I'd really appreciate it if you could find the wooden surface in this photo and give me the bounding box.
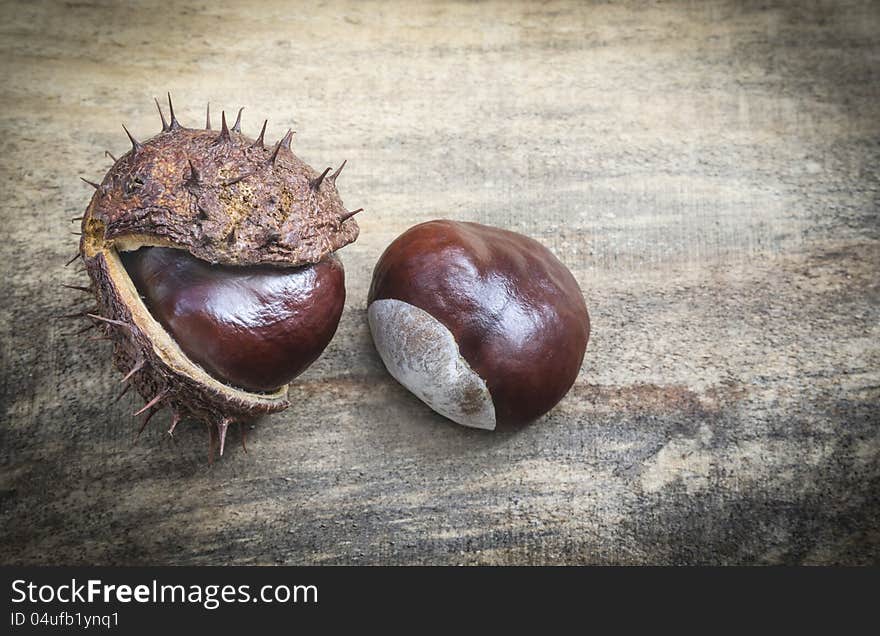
[1,0,878,565]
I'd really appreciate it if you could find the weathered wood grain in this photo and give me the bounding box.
[0,0,877,565]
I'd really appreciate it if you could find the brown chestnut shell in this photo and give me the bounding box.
[368,220,590,429]
[121,247,345,394]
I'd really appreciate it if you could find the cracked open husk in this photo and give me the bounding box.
[70,95,362,459]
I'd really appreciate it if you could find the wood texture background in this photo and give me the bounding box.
[1,0,878,565]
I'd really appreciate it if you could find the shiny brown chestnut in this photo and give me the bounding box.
[367,220,590,430]
[121,247,345,393]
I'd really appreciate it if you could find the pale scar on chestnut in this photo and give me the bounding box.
[67,94,363,460]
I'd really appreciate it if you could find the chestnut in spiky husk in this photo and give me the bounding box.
[71,95,362,457]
